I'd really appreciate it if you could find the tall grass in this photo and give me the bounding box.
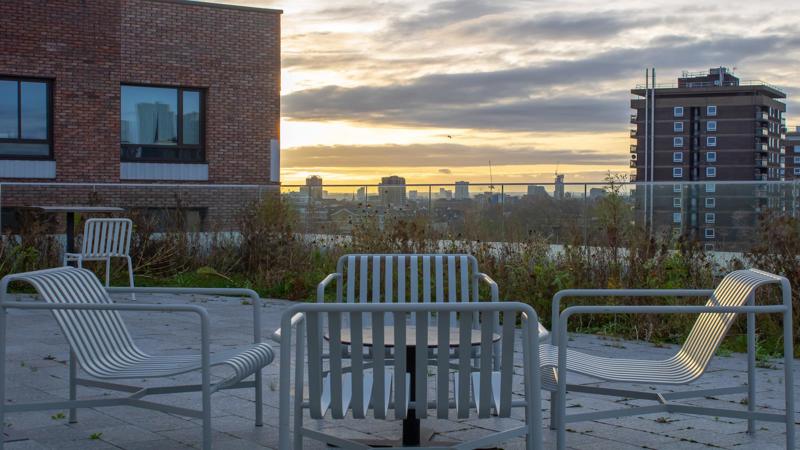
[1,187,797,356]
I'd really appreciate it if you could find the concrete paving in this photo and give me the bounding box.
[1,293,797,449]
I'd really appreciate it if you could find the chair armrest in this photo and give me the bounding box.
[555,304,787,353]
[474,272,499,301]
[1,301,212,373]
[107,286,263,344]
[271,312,305,343]
[316,273,341,303]
[551,288,714,345]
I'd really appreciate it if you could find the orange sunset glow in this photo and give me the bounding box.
[206,0,800,186]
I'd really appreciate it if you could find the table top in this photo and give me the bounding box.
[332,326,501,348]
[31,206,125,213]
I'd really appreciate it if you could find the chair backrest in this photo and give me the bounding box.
[333,254,483,326]
[285,302,538,421]
[81,218,133,257]
[1,267,141,378]
[677,269,783,377]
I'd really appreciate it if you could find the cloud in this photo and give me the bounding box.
[283,33,795,132]
[453,12,646,42]
[282,143,626,168]
[438,168,452,174]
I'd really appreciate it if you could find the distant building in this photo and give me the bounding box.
[589,188,606,199]
[438,188,453,200]
[379,175,407,207]
[408,190,418,200]
[455,181,470,200]
[631,67,789,248]
[631,67,788,182]
[356,187,366,202]
[787,126,800,178]
[304,175,323,201]
[527,185,546,197]
[554,174,565,200]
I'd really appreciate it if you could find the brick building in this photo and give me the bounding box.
[0,0,282,229]
[630,68,789,249]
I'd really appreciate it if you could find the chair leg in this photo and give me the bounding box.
[69,350,78,423]
[254,371,263,427]
[550,389,559,430]
[746,309,756,434]
[104,258,110,288]
[125,256,136,301]
[0,307,8,450]
[202,375,212,450]
[783,310,795,449]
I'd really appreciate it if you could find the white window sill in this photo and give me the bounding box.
[0,160,56,179]
[120,162,209,181]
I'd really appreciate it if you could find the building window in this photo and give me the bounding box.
[705,213,715,224]
[674,106,684,117]
[706,183,716,193]
[704,243,715,251]
[707,121,717,132]
[706,167,716,177]
[794,156,800,164]
[0,77,52,159]
[673,184,682,193]
[706,151,717,162]
[707,105,717,116]
[673,137,684,147]
[120,85,204,162]
[673,151,683,162]
[674,121,683,132]
[673,167,683,178]
[707,136,717,147]
[794,168,800,176]
[673,197,681,208]
[704,228,715,239]
[673,213,682,224]
[705,197,716,208]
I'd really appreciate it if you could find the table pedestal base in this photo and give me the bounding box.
[346,427,457,447]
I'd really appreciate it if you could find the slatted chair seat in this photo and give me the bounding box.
[78,344,274,387]
[546,268,795,450]
[538,345,701,389]
[0,267,275,450]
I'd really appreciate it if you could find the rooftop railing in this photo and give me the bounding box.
[1,180,799,258]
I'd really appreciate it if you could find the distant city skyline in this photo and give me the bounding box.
[206,0,800,185]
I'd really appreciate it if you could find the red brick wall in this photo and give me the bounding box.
[0,0,281,184]
[121,0,281,183]
[0,0,122,182]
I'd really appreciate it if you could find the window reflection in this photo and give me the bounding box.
[121,86,178,145]
[120,85,204,162]
[183,91,200,145]
[0,78,51,158]
[20,82,48,140]
[0,81,18,139]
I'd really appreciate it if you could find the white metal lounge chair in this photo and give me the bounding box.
[278,302,543,449]
[0,267,275,450]
[309,254,548,365]
[63,218,135,295]
[544,268,795,450]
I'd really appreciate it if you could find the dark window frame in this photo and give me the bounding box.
[120,83,206,164]
[0,76,54,161]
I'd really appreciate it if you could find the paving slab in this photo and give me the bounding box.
[1,293,797,449]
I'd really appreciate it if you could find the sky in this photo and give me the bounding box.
[206,0,800,186]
